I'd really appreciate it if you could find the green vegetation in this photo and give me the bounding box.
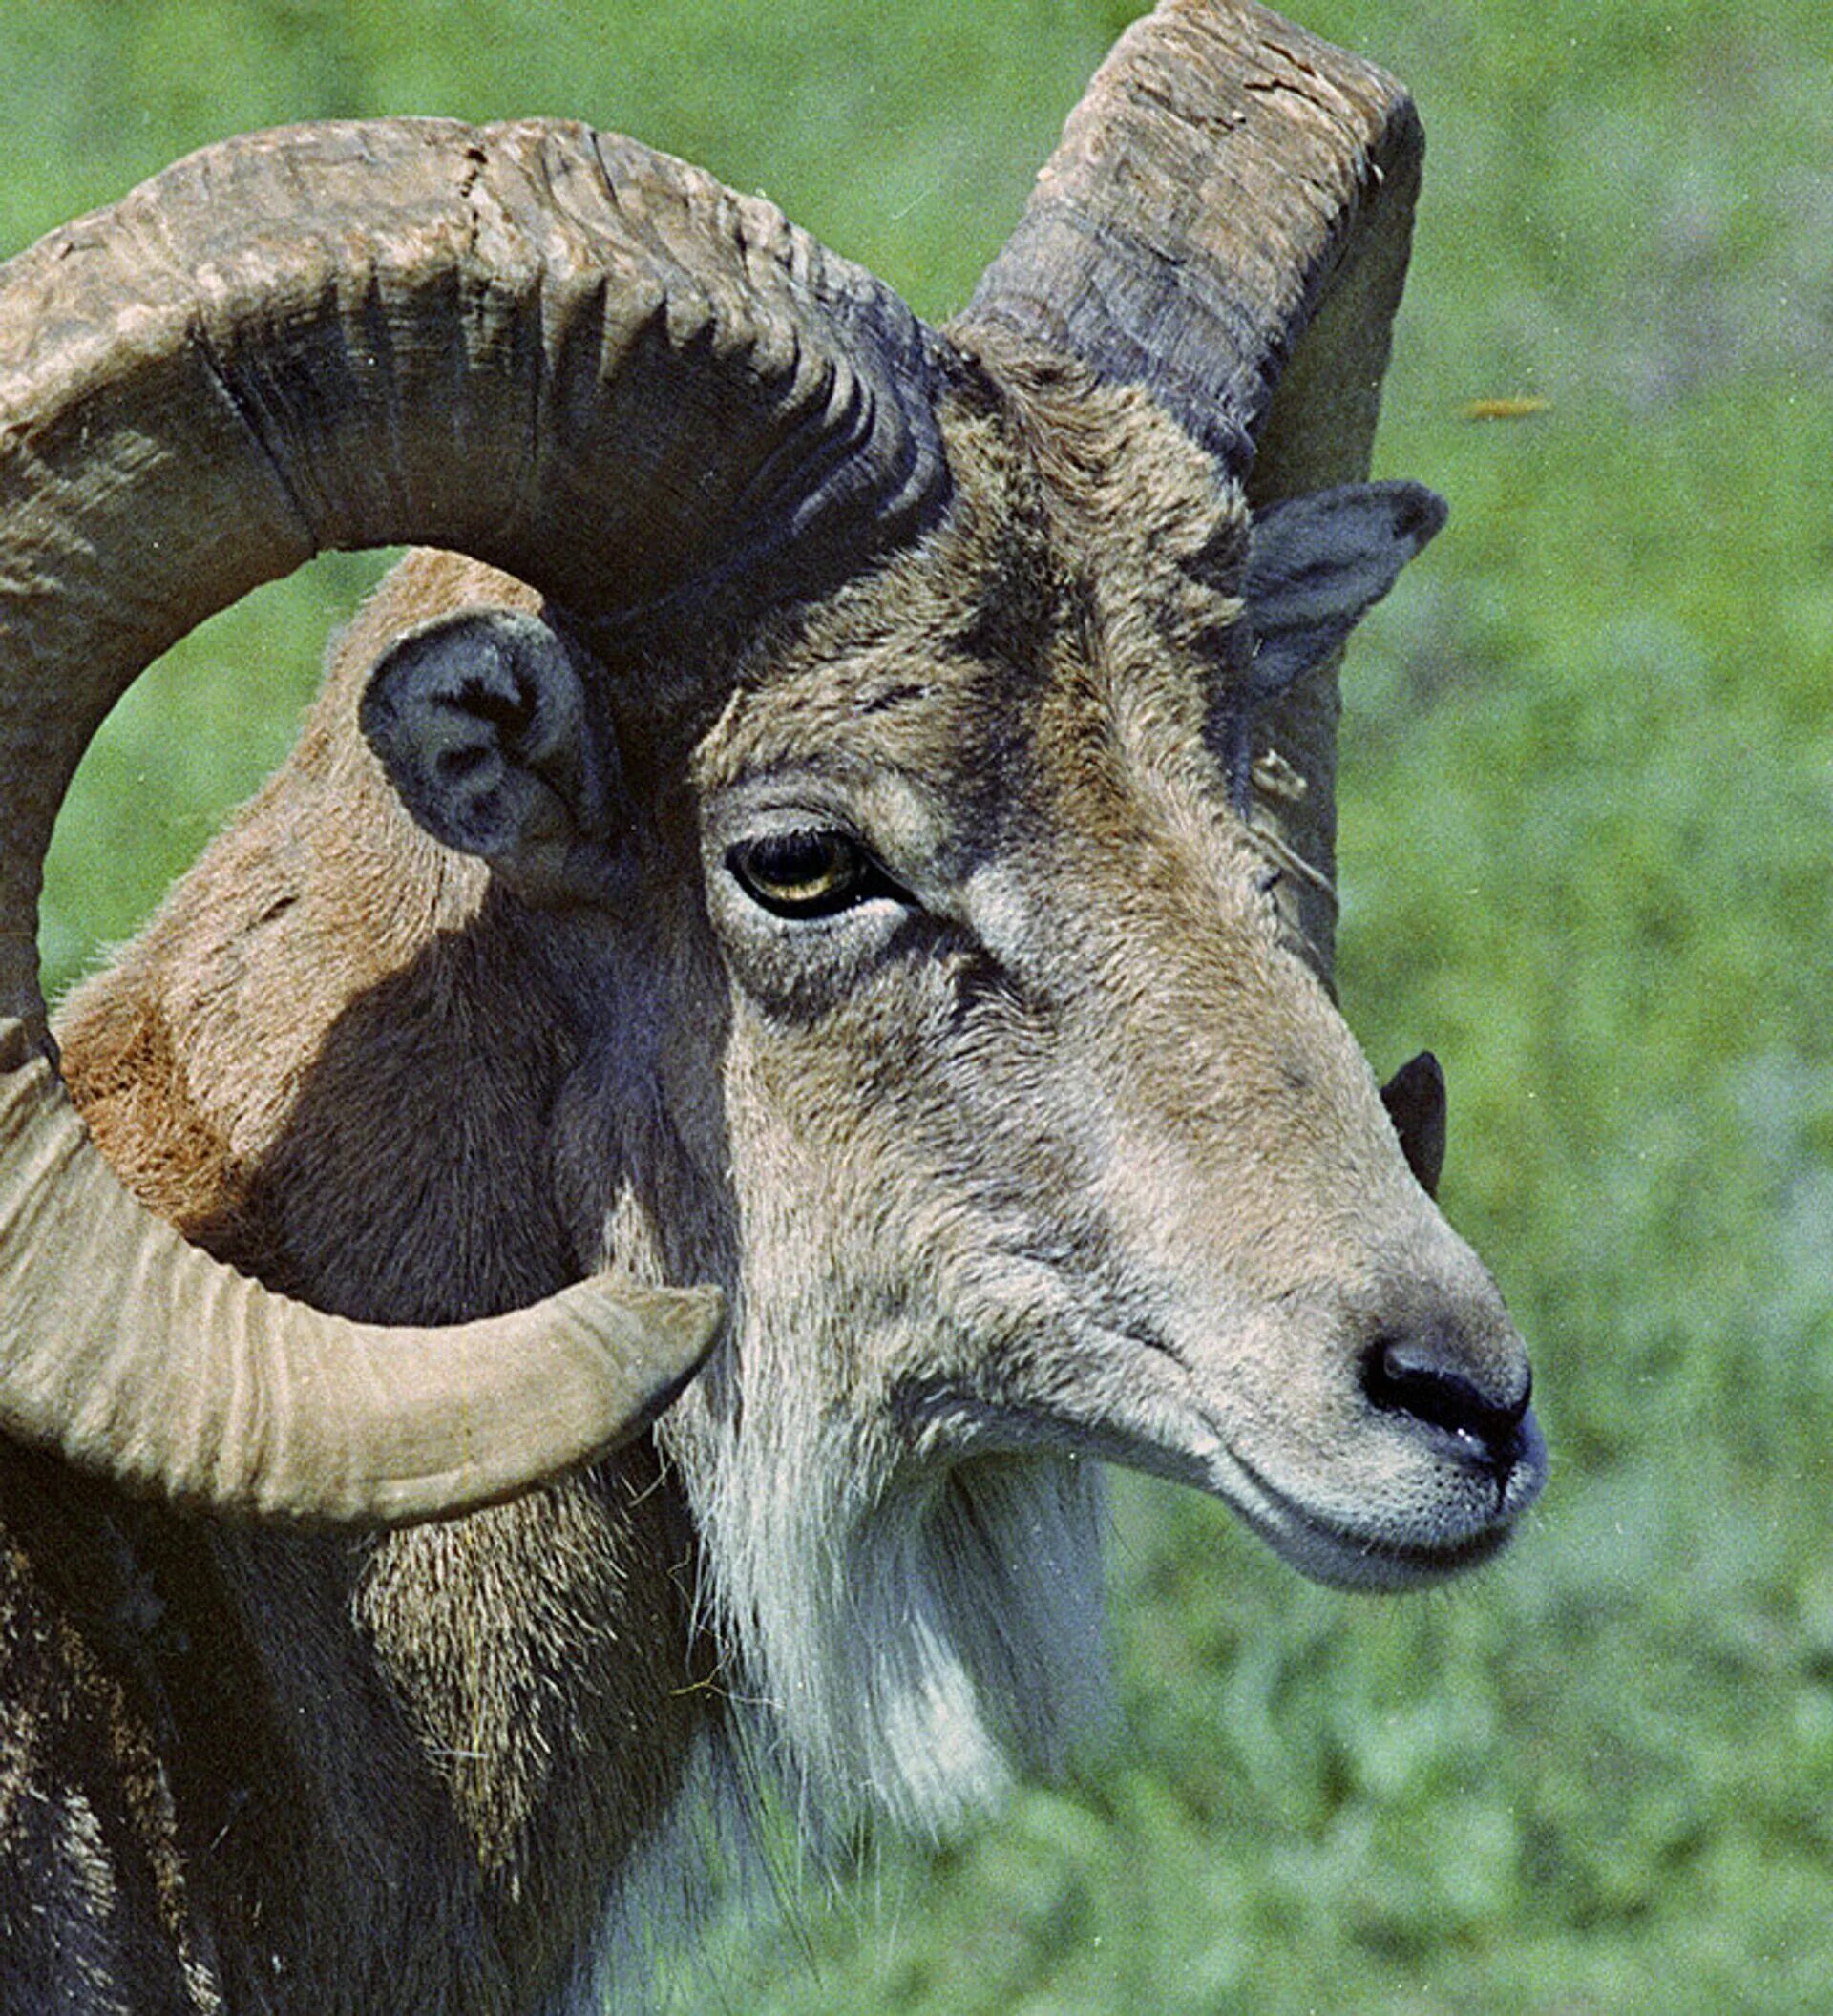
[6,2,1826,2008]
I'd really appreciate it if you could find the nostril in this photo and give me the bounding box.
[1362,1334,1530,1466]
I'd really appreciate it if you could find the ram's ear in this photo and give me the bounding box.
[360,609,627,908]
[1245,480,1446,701]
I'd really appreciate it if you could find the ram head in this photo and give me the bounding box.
[0,0,1542,1842]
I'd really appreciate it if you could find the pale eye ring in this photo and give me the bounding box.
[727,829,877,918]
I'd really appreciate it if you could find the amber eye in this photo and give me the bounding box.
[727,830,875,918]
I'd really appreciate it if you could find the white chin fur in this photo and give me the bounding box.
[683,1396,1110,1842]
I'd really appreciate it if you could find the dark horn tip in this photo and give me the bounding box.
[1380,1049,1447,1199]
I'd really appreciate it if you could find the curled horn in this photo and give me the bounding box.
[0,117,950,1524]
[957,0,1425,980]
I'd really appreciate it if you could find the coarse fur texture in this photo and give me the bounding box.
[657,366,1255,1839]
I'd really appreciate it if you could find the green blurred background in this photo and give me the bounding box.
[5,2,1828,2009]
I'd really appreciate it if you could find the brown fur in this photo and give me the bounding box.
[14,553,713,2014]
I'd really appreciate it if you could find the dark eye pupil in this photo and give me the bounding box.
[729,830,868,915]
[751,831,841,885]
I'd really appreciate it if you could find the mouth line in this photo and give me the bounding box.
[1224,1438,1519,1585]
[896,1316,1529,1587]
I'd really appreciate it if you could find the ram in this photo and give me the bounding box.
[0,3,1542,2010]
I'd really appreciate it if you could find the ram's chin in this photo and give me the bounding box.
[1244,1493,1522,1593]
[688,1406,1110,1842]
[1206,1438,1535,1594]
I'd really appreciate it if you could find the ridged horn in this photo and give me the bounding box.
[957,0,1425,978]
[0,117,951,1523]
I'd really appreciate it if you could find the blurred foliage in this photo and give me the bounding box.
[5,1,1829,2010]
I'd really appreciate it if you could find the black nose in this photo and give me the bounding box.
[1362,1332,1532,1472]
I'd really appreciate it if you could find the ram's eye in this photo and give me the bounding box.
[727,830,876,918]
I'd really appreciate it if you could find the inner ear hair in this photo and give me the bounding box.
[360,607,629,910]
